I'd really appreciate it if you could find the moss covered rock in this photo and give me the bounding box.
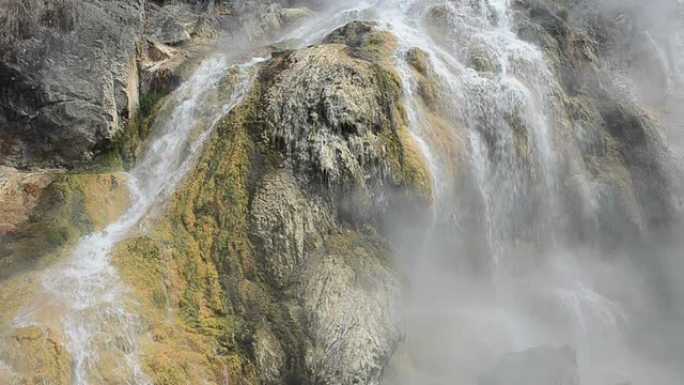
[106,20,432,385]
[0,169,129,278]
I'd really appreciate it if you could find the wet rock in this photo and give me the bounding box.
[406,48,429,75]
[245,24,428,384]
[301,233,403,385]
[322,21,397,62]
[102,20,427,385]
[467,39,502,74]
[250,169,333,288]
[479,345,579,385]
[261,28,432,222]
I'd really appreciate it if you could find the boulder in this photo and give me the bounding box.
[0,0,297,169]
[261,24,432,223]
[0,0,145,168]
[301,233,403,385]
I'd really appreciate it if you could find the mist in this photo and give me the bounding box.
[597,0,684,151]
[293,0,684,384]
[1,0,682,383]
[173,0,684,383]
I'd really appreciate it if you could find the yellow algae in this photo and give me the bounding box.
[0,326,72,385]
[113,97,262,385]
[1,171,129,276]
[63,172,130,229]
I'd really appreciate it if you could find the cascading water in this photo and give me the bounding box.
[292,0,682,384]
[1,0,682,384]
[9,55,262,384]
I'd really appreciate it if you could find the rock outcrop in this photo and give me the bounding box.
[0,0,314,169]
[0,0,145,168]
[110,21,428,385]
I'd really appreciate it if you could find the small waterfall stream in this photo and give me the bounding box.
[1,0,681,384]
[11,55,263,385]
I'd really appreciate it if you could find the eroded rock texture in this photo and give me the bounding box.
[108,22,429,385]
[0,0,310,169]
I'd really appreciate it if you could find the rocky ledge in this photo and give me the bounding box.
[0,0,315,169]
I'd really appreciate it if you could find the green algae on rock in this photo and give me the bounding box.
[0,170,129,278]
[107,21,433,385]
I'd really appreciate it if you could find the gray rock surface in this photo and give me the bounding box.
[0,0,144,168]
[301,234,403,385]
[261,30,432,224]
[250,168,333,288]
[246,22,428,385]
[0,0,309,169]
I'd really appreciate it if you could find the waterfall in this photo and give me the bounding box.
[296,0,680,384]
[1,0,682,384]
[10,55,263,385]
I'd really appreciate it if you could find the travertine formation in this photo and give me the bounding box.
[0,1,682,384]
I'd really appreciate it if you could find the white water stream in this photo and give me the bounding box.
[11,55,263,385]
[294,0,683,384]
[2,0,682,383]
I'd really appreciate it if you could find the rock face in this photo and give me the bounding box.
[261,36,432,222]
[301,234,403,385]
[0,0,144,168]
[0,0,312,169]
[109,21,427,385]
[508,0,681,247]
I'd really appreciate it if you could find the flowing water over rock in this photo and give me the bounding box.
[6,55,262,385]
[1,0,682,384]
[290,0,682,384]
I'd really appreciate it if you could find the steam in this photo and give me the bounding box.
[292,0,684,384]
